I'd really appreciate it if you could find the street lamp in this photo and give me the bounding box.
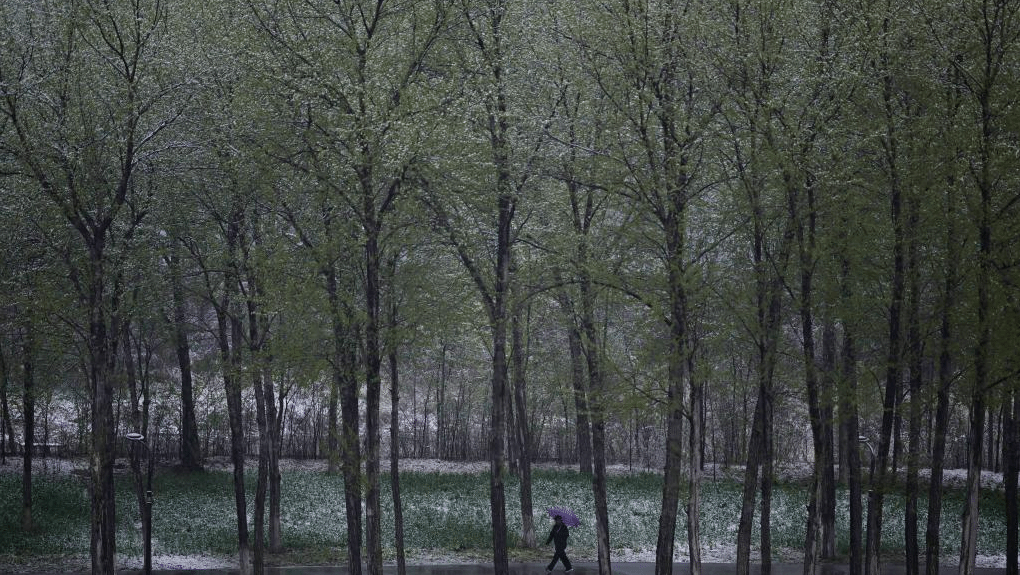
[125,432,152,575]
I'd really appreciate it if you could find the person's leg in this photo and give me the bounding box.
[562,552,572,571]
[548,550,566,571]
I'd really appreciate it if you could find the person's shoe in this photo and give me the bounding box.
[566,570,573,573]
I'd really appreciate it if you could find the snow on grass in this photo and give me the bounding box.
[0,456,1015,570]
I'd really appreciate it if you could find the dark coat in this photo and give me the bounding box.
[546,523,569,550]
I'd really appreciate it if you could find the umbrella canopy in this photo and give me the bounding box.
[545,506,581,527]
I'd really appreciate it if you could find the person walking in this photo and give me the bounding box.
[545,515,573,573]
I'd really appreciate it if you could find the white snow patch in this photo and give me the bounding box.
[119,553,236,570]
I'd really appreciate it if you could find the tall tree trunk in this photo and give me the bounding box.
[488,187,512,575]
[327,373,340,474]
[760,392,774,575]
[840,310,863,575]
[511,283,536,548]
[169,250,202,472]
[214,205,251,575]
[820,322,837,560]
[328,263,363,575]
[905,192,922,575]
[124,319,152,574]
[1,340,12,464]
[21,323,35,532]
[252,364,269,575]
[218,299,249,575]
[578,254,612,575]
[925,171,959,575]
[866,38,906,574]
[798,177,829,575]
[389,301,407,575]
[736,173,795,575]
[363,216,384,575]
[384,253,406,573]
[960,208,990,575]
[960,31,998,572]
[266,372,282,554]
[1005,389,1019,575]
[556,284,592,473]
[687,370,704,575]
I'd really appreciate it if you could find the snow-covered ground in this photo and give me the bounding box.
[1,456,1013,571]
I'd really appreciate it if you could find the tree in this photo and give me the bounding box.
[0,1,187,572]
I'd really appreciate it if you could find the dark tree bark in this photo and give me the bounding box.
[1005,390,1019,575]
[195,198,252,575]
[865,24,906,573]
[252,364,270,575]
[735,171,796,575]
[839,307,863,575]
[578,272,612,575]
[124,317,154,575]
[510,279,536,548]
[329,267,364,575]
[168,250,202,472]
[798,177,834,575]
[362,207,385,575]
[925,150,960,575]
[905,192,923,575]
[388,285,407,575]
[0,341,11,464]
[555,282,592,473]
[687,366,705,575]
[327,373,340,474]
[21,323,35,532]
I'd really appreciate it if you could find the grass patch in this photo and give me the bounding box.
[0,464,1011,564]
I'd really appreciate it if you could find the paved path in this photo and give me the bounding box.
[57,563,1004,575]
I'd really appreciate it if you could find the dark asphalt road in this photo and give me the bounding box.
[40,562,1004,575]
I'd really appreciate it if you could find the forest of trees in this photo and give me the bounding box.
[1,1,1019,575]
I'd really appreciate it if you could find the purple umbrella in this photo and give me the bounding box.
[546,506,581,527]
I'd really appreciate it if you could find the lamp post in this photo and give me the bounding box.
[125,432,152,575]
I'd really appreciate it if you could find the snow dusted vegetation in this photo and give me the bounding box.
[0,456,1013,573]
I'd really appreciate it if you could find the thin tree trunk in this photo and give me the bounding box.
[737,385,765,575]
[389,322,407,575]
[169,250,202,472]
[1005,389,1019,575]
[905,192,922,575]
[0,342,9,465]
[960,43,997,575]
[266,372,282,554]
[866,37,906,574]
[21,323,35,532]
[578,253,612,575]
[252,365,269,575]
[840,312,863,575]
[559,287,592,473]
[385,253,407,575]
[363,219,384,575]
[797,177,827,575]
[511,283,536,548]
[925,171,959,575]
[687,371,704,575]
[327,371,339,473]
